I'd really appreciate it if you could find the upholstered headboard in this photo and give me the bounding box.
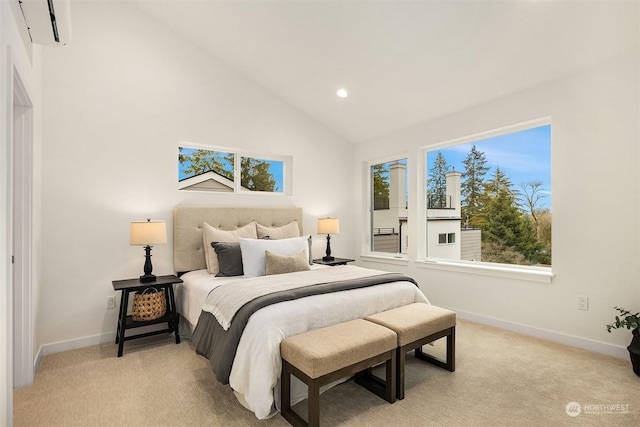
[173,206,303,273]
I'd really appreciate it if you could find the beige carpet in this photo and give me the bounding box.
[14,320,640,426]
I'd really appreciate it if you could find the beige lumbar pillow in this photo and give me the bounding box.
[202,221,257,274]
[265,249,310,276]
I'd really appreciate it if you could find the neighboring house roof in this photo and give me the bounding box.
[178,170,234,192]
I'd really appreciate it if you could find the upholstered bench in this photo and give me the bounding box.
[364,303,456,399]
[280,319,397,427]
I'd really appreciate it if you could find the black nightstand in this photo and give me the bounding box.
[313,257,355,266]
[112,274,183,357]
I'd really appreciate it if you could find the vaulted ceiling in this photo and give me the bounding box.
[131,0,638,143]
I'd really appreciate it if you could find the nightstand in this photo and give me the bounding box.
[312,257,355,266]
[112,274,183,357]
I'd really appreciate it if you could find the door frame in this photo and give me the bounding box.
[10,61,34,390]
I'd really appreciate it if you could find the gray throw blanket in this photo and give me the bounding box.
[203,266,392,331]
[191,271,417,384]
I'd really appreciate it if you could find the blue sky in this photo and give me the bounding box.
[427,125,551,209]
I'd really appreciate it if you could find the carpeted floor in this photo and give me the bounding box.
[13,319,640,426]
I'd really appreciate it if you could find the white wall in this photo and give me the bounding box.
[354,49,640,355]
[37,1,355,351]
[27,0,640,372]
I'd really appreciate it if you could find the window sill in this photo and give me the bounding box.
[416,259,554,283]
[359,254,409,266]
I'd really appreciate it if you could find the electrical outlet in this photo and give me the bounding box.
[106,295,116,309]
[578,296,589,311]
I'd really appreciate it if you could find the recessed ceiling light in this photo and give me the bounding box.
[337,89,348,98]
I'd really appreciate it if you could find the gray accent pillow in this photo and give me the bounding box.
[265,249,311,276]
[211,242,244,277]
[202,221,257,274]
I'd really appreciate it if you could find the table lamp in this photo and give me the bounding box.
[130,219,167,282]
[317,217,340,262]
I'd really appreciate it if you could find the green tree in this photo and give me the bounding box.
[519,180,548,241]
[372,163,390,210]
[240,157,277,192]
[178,147,234,181]
[481,173,544,265]
[483,167,515,198]
[461,145,489,228]
[536,209,552,265]
[481,186,520,247]
[427,152,450,208]
[481,241,527,265]
[518,215,544,263]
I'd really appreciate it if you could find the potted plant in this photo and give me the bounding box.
[606,306,640,376]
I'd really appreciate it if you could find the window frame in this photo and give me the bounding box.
[438,232,455,245]
[178,142,292,196]
[365,154,410,260]
[419,117,554,283]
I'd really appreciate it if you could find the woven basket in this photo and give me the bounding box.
[132,288,167,321]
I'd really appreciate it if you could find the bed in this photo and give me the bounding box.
[173,206,429,419]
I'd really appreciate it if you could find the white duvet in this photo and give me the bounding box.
[176,267,429,419]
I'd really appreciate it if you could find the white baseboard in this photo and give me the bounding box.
[36,325,170,369]
[40,332,115,357]
[32,310,629,378]
[453,309,629,360]
[34,333,114,376]
[34,345,43,374]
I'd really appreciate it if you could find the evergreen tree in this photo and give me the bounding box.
[481,174,543,265]
[483,166,514,198]
[481,187,520,247]
[372,164,390,209]
[427,152,450,208]
[518,215,543,262]
[536,209,552,265]
[461,145,489,228]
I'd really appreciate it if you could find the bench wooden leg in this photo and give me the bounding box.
[397,347,406,400]
[389,326,456,400]
[282,349,397,426]
[280,362,323,427]
[308,380,320,427]
[354,350,396,404]
[281,361,308,427]
[415,326,456,372]
[282,361,291,414]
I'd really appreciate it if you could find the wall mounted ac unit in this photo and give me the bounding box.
[20,0,71,45]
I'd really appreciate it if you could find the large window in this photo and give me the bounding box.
[178,145,286,194]
[425,123,551,267]
[370,158,408,254]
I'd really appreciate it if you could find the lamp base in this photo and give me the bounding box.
[322,256,335,262]
[139,274,157,283]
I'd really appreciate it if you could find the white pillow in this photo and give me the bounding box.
[239,235,310,277]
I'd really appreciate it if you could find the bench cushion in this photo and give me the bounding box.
[280,319,397,379]
[365,303,456,347]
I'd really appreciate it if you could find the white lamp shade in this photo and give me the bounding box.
[130,220,167,245]
[317,217,340,235]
